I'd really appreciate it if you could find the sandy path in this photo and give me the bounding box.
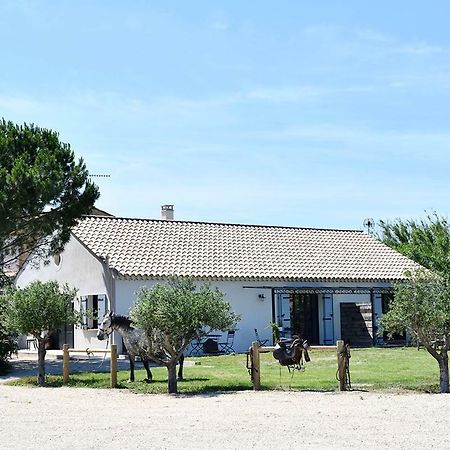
[0,386,449,449]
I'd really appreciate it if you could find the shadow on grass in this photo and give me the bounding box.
[176,386,252,397]
[177,377,209,382]
[5,373,356,393]
[8,375,252,394]
[7,376,63,388]
[14,376,429,395]
[0,361,13,376]
[279,387,337,393]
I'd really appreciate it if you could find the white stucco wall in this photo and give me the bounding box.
[113,278,391,353]
[15,236,110,350]
[114,279,273,353]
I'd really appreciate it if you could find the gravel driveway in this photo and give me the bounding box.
[1,384,449,449]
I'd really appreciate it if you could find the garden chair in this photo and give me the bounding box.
[254,328,269,347]
[189,337,204,356]
[218,330,236,354]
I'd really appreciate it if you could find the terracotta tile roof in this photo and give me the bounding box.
[72,216,419,282]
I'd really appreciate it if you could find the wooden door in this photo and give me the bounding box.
[340,302,373,347]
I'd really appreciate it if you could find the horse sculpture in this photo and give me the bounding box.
[272,337,310,372]
[97,311,184,383]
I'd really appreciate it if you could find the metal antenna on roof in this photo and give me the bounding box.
[89,173,111,185]
[363,218,375,235]
[89,174,111,179]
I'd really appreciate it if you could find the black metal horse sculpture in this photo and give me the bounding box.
[273,337,310,371]
[97,311,184,383]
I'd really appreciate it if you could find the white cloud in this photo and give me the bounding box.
[241,124,450,164]
[246,86,325,102]
[210,19,229,31]
[0,95,40,114]
[245,85,375,103]
[209,11,230,31]
[301,24,446,60]
[394,42,443,56]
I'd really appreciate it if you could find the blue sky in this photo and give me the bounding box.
[1,1,449,229]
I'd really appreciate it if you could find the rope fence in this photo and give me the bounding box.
[62,344,118,388]
[248,340,350,391]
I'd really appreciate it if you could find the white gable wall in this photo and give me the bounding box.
[15,236,110,350]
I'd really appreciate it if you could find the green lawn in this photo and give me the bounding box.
[9,347,441,394]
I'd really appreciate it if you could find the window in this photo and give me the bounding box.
[79,294,108,329]
[53,253,62,267]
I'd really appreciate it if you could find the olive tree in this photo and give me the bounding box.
[0,294,17,374]
[0,119,99,284]
[379,213,450,280]
[130,278,240,394]
[2,281,79,385]
[380,270,450,393]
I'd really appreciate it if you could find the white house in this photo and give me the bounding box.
[15,206,419,353]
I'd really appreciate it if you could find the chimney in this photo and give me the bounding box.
[161,204,174,221]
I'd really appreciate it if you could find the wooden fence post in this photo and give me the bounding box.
[63,344,70,384]
[110,344,117,388]
[336,340,346,391]
[251,341,261,391]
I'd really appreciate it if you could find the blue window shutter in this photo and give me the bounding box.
[322,293,334,344]
[80,296,88,328]
[97,294,107,322]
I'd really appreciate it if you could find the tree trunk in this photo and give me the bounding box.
[167,362,178,394]
[37,338,46,386]
[438,352,449,393]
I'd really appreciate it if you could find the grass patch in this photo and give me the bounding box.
[8,347,441,394]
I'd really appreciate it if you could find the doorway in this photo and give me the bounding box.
[290,293,319,344]
[340,302,373,347]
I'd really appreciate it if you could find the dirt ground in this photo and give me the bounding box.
[1,384,449,450]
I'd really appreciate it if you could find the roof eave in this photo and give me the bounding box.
[114,273,401,284]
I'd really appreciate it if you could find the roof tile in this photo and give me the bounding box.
[72,216,420,282]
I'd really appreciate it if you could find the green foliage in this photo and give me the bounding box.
[0,294,17,374]
[380,270,450,349]
[380,270,450,392]
[379,213,450,392]
[131,278,240,357]
[2,281,79,338]
[379,212,450,279]
[130,277,240,393]
[0,119,99,284]
[269,322,281,342]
